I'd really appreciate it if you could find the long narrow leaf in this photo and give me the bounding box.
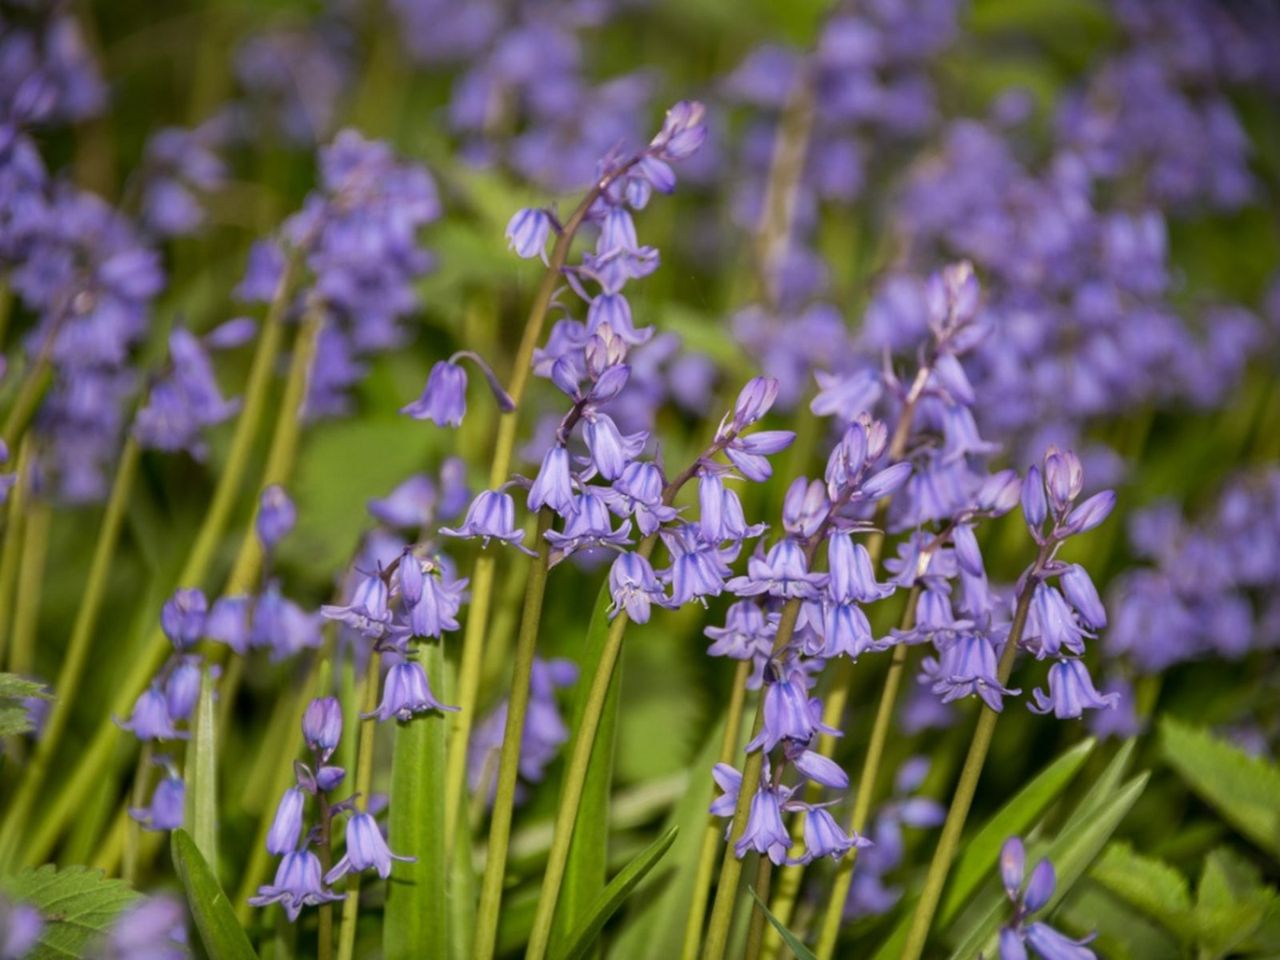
[171,829,257,960]
[384,640,449,960]
[185,667,218,869]
[552,581,622,950]
[749,888,819,960]
[553,826,679,960]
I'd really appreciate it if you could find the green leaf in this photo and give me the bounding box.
[748,888,819,960]
[1194,846,1277,958]
[611,719,729,960]
[941,738,1096,924]
[0,864,138,959]
[947,773,1150,959]
[184,666,218,869]
[1059,738,1136,837]
[552,826,679,960]
[171,829,257,960]
[552,581,622,951]
[873,738,1099,960]
[1161,717,1280,859]
[1090,841,1195,941]
[0,672,49,737]
[385,640,449,960]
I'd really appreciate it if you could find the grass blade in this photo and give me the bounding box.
[749,887,818,960]
[172,828,257,959]
[185,666,219,870]
[552,826,679,960]
[384,640,448,960]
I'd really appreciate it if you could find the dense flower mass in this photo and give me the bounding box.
[1,2,1277,959]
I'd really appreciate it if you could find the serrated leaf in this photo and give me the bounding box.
[1090,841,1195,941]
[0,673,51,700]
[552,581,621,952]
[611,718,728,960]
[947,773,1149,959]
[552,826,679,960]
[1195,846,1277,957]
[1161,717,1280,859]
[749,888,819,960]
[385,641,449,960]
[171,829,257,960]
[0,864,138,959]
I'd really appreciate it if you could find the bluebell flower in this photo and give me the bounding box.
[791,748,849,789]
[827,532,894,603]
[727,538,827,600]
[661,525,732,605]
[325,811,414,883]
[160,588,207,650]
[302,697,342,759]
[705,600,776,663]
[1062,490,1116,537]
[603,461,677,535]
[163,658,202,722]
[818,600,877,660]
[401,360,467,427]
[747,669,835,753]
[118,686,184,741]
[1029,660,1118,719]
[256,484,297,550]
[724,430,795,482]
[998,836,1097,959]
[366,661,457,722]
[0,897,42,959]
[368,474,438,529]
[251,584,324,660]
[927,634,1020,712]
[810,368,883,421]
[249,849,343,921]
[648,100,708,161]
[709,762,742,818]
[781,477,830,540]
[797,806,868,864]
[401,559,466,639]
[1028,584,1087,659]
[320,573,392,640]
[205,595,252,656]
[583,411,630,480]
[130,776,184,832]
[734,782,792,864]
[267,788,306,855]
[607,551,666,623]
[102,894,187,959]
[730,376,781,431]
[545,490,633,557]
[506,207,553,261]
[441,490,535,555]
[528,445,576,515]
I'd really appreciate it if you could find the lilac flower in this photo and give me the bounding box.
[256,484,297,550]
[160,588,207,650]
[302,697,343,759]
[441,490,534,554]
[366,661,457,722]
[249,849,343,921]
[402,360,467,427]
[607,551,666,623]
[267,788,306,855]
[325,811,414,883]
[734,783,792,865]
[1029,660,1118,719]
[130,776,185,832]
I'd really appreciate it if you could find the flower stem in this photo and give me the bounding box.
[14,254,299,868]
[0,438,32,672]
[317,789,335,960]
[814,584,922,960]
[473,507,555,960]
[701,598,803,960]
[335,649,383,960]
[0,318,62,451]
[744,853,775,960]
[443,165,640,851]
[899,581,1036,960]
[681,658,752,960]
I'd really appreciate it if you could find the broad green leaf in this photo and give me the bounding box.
[1161,717,1280,859]
[749,888,819,960]
[1194,846,1277,958]
[552,826,679,960]
[0,864,137,960]
[941,738,1096,923]
[1090,841,1195,941]
[948,773,1150,959]
[184,666,218,870]
[611,719,729,960]
[552,581,621,951]
[873,738,1099,960]
[171,829,257,960]
[385,641,449,960]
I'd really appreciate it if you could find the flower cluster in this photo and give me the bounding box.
[998,836,1097,960]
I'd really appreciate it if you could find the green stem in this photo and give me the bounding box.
[744,854,774,960]
[0,439,32,672]
[122,743,153,885]
[335,650,383,960]
[701,599,803,960]
[0,438,139,850]
[443,163,644,850]
[0,332,58,451]
[815,585,922,959]
[14,254,299,868]
[473,508,555,960]
[899,581,1036,960]
[317,789,335,960]
[681,659,752,960]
